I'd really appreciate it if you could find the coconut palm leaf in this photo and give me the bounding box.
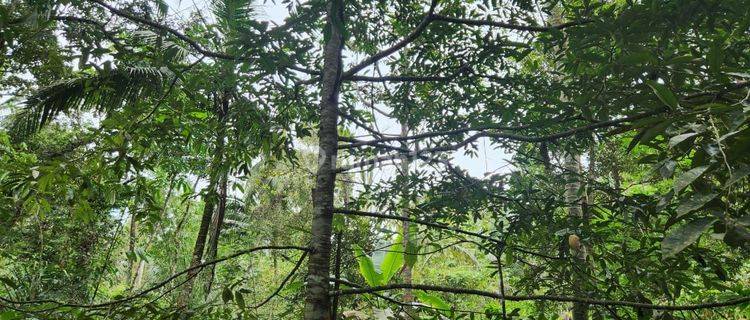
[212,0,257,34]
[9,66,172,140]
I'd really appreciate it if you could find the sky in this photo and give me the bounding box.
[1,1,513,182]
[162,0,515,179]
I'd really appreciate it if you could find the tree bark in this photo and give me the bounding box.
[564,154,583,219]
[127,206,138,291]
[303,1,344,319]
[330,231,343,320]
[203,172,227,296]
[400,123,414,304]
[178,94,227,307]
[565,153,589,320]
[177,187,215,307]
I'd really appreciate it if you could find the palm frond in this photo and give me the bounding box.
[133,30,189,63]
[10,66,171,140]
[212,0,257,34]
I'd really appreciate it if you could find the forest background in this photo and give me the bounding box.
[1,0,749,319]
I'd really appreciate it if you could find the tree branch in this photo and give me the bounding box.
[252,251,308,309]
[334,208,499,243]
[340,0,439,79]
[0,245,309,311]
[337,109,665,172]
[332,284,750,311]
[431,14,591,32]
[87,0,317,75]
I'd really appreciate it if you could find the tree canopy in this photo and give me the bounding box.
[1,0,749,319]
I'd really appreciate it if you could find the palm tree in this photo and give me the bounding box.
[8,66,171,140]
[176,0,260,307]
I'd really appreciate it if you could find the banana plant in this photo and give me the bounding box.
[352,233,405,287]
[352,233,455,319]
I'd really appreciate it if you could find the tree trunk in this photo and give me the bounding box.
[303,1,344,319]
[201,92,230,298]
[330,231,343,320]
[565,153,588,320]
[177,188,215,308]
[400,123,414,304]
[127,207,138,291]
[203,172,228,296]
[131,174,177,290]
[564,154,583,219]
[178,94,227,307]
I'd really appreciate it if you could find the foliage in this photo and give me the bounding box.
[1,0,749,319]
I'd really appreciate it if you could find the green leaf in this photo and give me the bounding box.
[725,165,750,189]
[666,54,695,65]
[723,224,750,249]
[673,166,709,194]
[0,311,22,320]
[646,80,679,110]
[235,292,245,308]
[415,290,452,313]
[222,287,233,304]
[668,132,698,148]
[404,224,419,268]
[189,111,208,119]
[620,51,654,65]
[676,193,717,217]
[508,308,521,317]
[0,276,18,289]
[662,217,716,258]
[727,72,750,79]
[379,234,405,285]
[352,245,380,286]
[707,40,724,75]
[627,120,672,152]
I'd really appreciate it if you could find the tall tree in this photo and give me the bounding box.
[304,1,345,319]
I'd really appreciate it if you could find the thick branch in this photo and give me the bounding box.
[341,0,439,79]
[253,251,308,309]
[332,284,750,311]
[431,14,591,32]
[340,2,592,79]
[334,208,499,243]
[337,109,664,172]
[348,74,454,83]
[0,245,309,310]
[89,0,239,60]
[353,110,659,148]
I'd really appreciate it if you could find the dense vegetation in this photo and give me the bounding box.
[1,0,749,319]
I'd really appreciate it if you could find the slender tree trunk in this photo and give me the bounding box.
[202,93,230,297]
[131,174,177,290]
[564,154,583,219]
[400,123,414,304]
[132,261,146,289]
[303,1,344,319]
[127,207,138,290]
[497,247,507,320]
[177,188,215,307]
[585,145,595,217]
[330,231,343,320]
[203,172,228,296]
[565,153,589,320]
[178,95,227,307]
